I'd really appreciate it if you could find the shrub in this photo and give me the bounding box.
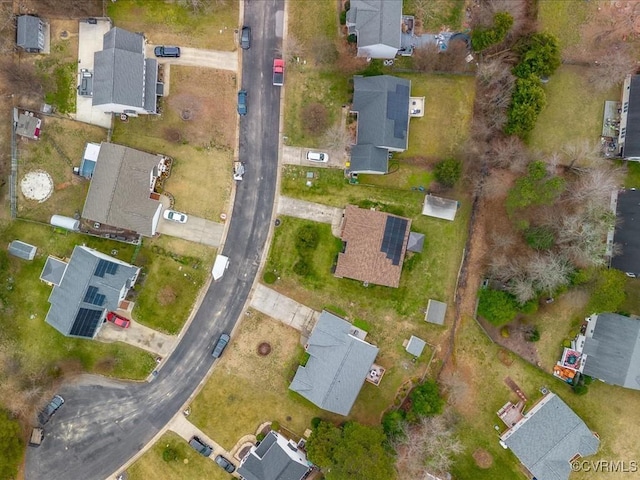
[506,161,565,212]
[519,299,539,314]
[583,375,594,385]
[381,409,406,439]
[526,327,541,342]
[256,433,266,442]
[407,380,444,421]
[525,226,555,250]
[293,259,311,277]
[263,271,277,284]
[500,326,510,338]
[478,288,519,325]
[271,421,280,431]
[340,10,347,25]
[347,33,357,43]
[471,12,514,51]
[573,384,588,395]
[505,76,547,138]
[162,446,178,462]
[434,158,462,187]
[311,417,322,429]
[296,224,320,253]
[513,33,561,79]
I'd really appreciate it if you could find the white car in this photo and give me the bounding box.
[163,209,188,223]
[306,151,329,163]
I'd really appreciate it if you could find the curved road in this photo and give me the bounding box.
[25,1,283,478]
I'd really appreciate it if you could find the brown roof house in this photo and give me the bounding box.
[81,143,167,238]
[334,205,411,288]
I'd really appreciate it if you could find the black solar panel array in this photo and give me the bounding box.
[380,216,408,265]
[94,259,119,278]
[83,286,106,306]
[69,308,103,337]
[387,84,410,139]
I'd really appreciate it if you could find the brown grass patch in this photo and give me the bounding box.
[473,448,493,469]
[157,285,177,306]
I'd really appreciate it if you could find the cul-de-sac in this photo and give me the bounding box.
[2,1,640,479]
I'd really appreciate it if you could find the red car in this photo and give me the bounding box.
[106,312,131,328]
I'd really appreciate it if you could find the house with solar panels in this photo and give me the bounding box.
[40,246,140,338]
[334,205,411,288]
[346,0,402,59]
[348,75,423,174]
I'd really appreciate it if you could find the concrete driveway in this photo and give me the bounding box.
[277,196,343,236]
[97,315,177,357]
[157,216,224,247]
[250,284,319,334]
[282,146,346,168]
[76,18,113,128]
[146,45,238,71]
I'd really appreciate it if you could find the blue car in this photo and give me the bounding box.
[237,90,247,116]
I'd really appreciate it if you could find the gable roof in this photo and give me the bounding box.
[237,431,310,480]
[17,15,44,51]
[92,27,157,112]
[45,246,139,338]
[582,313,640,389]
[82,143,162,236]
[334,205,411,288]
[8,240,37,260]
[611,189,640,275]
[501,393,599,480]
[289,311,378,416]
[422,194,458,221]
[352,75,410,151]
[349,144,389,174]
[622,75,640,158]
[346,0,402,52]
[40,256,68,286]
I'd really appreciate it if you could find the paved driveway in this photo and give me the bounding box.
[157,216,224,247]
[97,317,177,357]
[250,284,319,334]
[146,45,238,71]
[282,146,346,168]
[277,196,343,236]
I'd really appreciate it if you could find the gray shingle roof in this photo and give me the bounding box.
[346,0,402,51]
[237,432,310,480]
[289,311,378,416]
[502,393,599,480]
[425,299,447,325]
[623,75,640,158]
[40,256,68,286]
[349,144,389,174]
[406,335,426,357]
[92,27,155,112]
[82,143,162,236]
[407,232,424,253]
[611,189,640,275]
[582,313,640,389]
[352,75,410,151]
[17,15,44,51]
[45,246,139,338]
[8,240,37,260]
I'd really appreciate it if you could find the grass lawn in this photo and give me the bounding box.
[623,160,640,188]
[111,67,235,220]
[190,312,324,450]
[396,73,476,161]
[132,236,215,335]
[404,0,467,32]
[0,220,155,381]
[127,431,230,480]
[537,0,593,52]
[529,65,620,155]
[17,117,106,222]
[107,0,239,51]
[359,162,434,191]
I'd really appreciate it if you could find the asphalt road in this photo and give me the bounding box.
[24,1,283,478]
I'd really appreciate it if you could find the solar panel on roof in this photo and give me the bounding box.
[83,286,106,306]
[387,84,410,139]
[69,308,103,337]
[94,259,119,277]
[380,216,408,265]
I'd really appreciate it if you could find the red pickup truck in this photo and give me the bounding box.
[273,58,284,86]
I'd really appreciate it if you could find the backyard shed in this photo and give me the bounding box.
[407,232,424,252]
[422,194,458,221]
[16,113,42,140]
[425,299,447,325]
[79,142,101,178]
[406,335,426,357]
[8,240,37,260]
[16,15,46,53]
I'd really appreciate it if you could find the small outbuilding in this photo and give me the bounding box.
[425,299,447,325]
[422,194,458,221]
[405,335,426,357]
[8,240,37,260]
[407,232,425,253]
[79,142,101,178]
[16,112,42,140]
[16,15,47,53]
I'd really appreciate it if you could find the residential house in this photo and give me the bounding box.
[611,189,640,276]
[41,246,140,338]
[81,143,167,238]
[334,205,411,288]
[499,392,599,480]
[289,310,379,416]
[16,15,46,53]
[618,75,640,159]
[92,27,160,115]
[346,0,402,59]
[237,431,311,480]
[349,75,414,174]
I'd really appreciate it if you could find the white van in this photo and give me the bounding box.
[306,151,328,163]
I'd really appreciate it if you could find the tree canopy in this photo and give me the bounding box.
[478,288,519,325]
[513,32,562,79]
[0,409,23,480]
[471,12,514,51]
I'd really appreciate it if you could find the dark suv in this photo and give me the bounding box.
[212,333,230,359]
[38,394,65,426]
[188,436,213,456]
[240,26,251,49]
[215,454,236,473]
[237,90,247,116]
[154,45,181,58]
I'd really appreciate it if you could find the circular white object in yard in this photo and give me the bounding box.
[20,170,54,202]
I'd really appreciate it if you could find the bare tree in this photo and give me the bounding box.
[488,136,529,171]
[413,45,440,73]
[506,275,536,303]
[588,45,639,92]
[0,60,44,97]
[561,139,602,171]
[278,35,305,63]
[526,252,573,294]
[322,123,350,151]
[556,207,616,267]
[565,166,624,206]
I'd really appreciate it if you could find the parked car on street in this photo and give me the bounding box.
[306,151,328,163]
[188,436,213,456]
[154,45,181,57]
[38,395,65,426]
[215,454,236,473]
[237,90,248,116]
[106,311,131,329]
[240,26,251,49]
[212,333,230,359]
[163,209,188,223]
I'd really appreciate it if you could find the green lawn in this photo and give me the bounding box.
[404,0,467,32]
[0,221,155,381]
[537,0,593,52]
[127,431,230,480]
[107,0,239,51]
[132,236,215,335]
[528,65,619,155]
[623,160,640,188]
[359,162,434,190]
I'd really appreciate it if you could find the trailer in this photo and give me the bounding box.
[212,254,229,281]
[233,161,245,181]
[272,58,284,86]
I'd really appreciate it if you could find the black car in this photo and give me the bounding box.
[38,395,64,426]
[154,45,181,58]
[240,26,251,50]
[212,333,230,359]
[215,454,236,473]
[188,436,213,456]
